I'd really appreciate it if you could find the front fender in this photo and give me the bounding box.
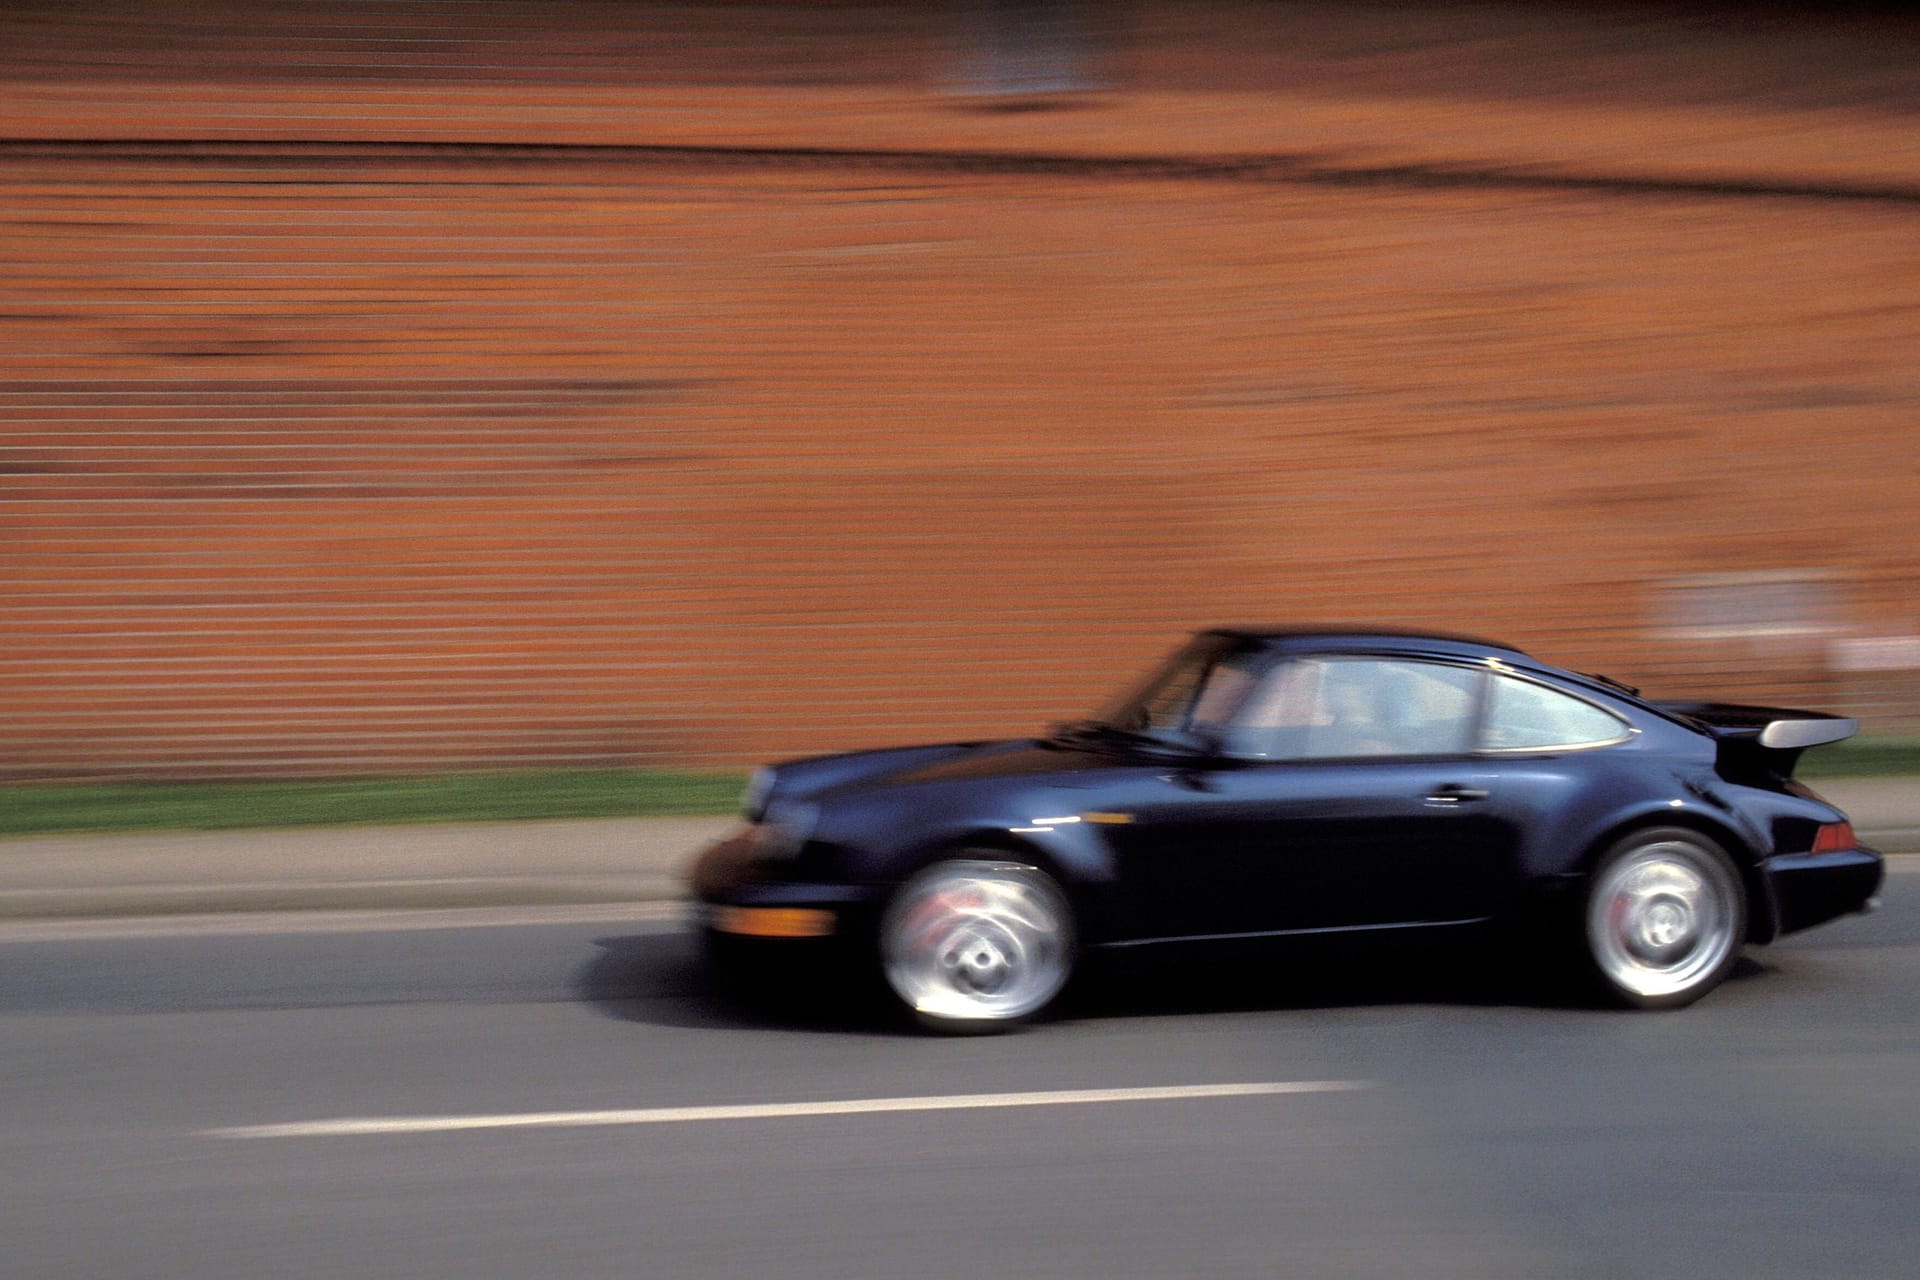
[809,790,1131,940]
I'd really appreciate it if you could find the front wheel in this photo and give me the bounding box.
[880,858,1075,1032]
[1583,828,1746,1009]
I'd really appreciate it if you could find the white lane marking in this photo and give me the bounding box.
[208,1081,1373,1140]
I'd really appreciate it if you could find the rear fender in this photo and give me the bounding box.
[1572,805,1779,944]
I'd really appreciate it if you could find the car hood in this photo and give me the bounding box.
[891,740,1124,788]
[765,737,1128,809]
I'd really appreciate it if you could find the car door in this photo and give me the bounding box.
[1109,656,1522,941]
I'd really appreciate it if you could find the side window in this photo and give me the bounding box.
[1481,675,1628,751]
[1227,658,1481,759]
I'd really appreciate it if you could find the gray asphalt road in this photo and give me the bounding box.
[1,881,1915,1280]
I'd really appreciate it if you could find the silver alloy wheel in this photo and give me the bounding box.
[1585,832,1743,1007]
[881,859,1074,1028]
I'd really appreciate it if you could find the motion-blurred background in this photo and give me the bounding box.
[3,0,1916,780]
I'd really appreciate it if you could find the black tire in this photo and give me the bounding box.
[1583,827,1746,1010]
[878,857,1075,1033]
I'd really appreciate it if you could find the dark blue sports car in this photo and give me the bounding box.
[691,627,1883,1030]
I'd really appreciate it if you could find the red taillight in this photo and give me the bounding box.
[1812,821,1856,854]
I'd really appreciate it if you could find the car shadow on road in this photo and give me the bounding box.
[1066,940,1775,1020]
[573,926,1780,1033]
[575,930,899,1034]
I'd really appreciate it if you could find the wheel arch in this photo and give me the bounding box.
[890,825,1115,933]
[905,829,1071,889]
[1574,809,1778,944]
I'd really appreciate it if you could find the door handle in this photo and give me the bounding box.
[1425,784,1490,805]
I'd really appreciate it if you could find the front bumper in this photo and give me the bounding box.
[1763,845,1885,937]
[688,827,887,941]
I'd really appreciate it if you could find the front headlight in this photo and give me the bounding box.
[748,802,817,859]
[740,766,776,821]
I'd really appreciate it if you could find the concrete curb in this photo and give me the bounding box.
[0,876,685,921]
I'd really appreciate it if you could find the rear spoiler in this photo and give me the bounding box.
[1653,701,1858,778]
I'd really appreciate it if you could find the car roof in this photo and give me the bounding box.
[1202,625,1531,662]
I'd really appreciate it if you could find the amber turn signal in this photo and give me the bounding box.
[711,906,837,938]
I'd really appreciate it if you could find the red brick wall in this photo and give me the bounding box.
[3,4,1918,777]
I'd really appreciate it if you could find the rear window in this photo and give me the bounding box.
[1481,675,1628,751]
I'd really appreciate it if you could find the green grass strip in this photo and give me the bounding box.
[0,770,746,837]
[1799,738,1920,780]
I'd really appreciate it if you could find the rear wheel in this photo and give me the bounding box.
[1583,827,1745,1009]
[880,858,1075,1032]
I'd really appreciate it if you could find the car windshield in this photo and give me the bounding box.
[1085,635,1265,738]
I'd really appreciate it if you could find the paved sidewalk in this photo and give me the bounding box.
[0,779,1912,920]
[0,816,736,919]
[1822,777,1920,849]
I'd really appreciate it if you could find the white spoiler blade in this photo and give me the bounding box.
[1757,718,1858,750]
